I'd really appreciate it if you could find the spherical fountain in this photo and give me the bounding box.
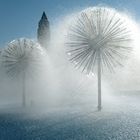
[1,38,44,107]
[66,7,133,110]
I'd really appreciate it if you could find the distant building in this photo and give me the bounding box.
[37,12,50,48]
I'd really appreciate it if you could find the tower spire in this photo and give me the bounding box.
[37,11,50,48]
[41,11,47,19]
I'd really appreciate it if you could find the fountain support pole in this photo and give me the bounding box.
[22,73,26,107]
[97,50,102,110]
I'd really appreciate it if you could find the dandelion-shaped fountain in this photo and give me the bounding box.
[66,7,133,110]
[1,38,44,107]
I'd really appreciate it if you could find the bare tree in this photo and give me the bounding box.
[66,7,132,110]
[1,38,44,107]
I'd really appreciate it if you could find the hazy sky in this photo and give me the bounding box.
[0,0,139,47]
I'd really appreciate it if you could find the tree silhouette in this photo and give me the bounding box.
[66,7,132,110]
[1,38,43,107]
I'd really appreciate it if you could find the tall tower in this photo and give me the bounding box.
[37,11,50,48]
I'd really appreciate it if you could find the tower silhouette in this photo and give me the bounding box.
[37,12,50,48]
